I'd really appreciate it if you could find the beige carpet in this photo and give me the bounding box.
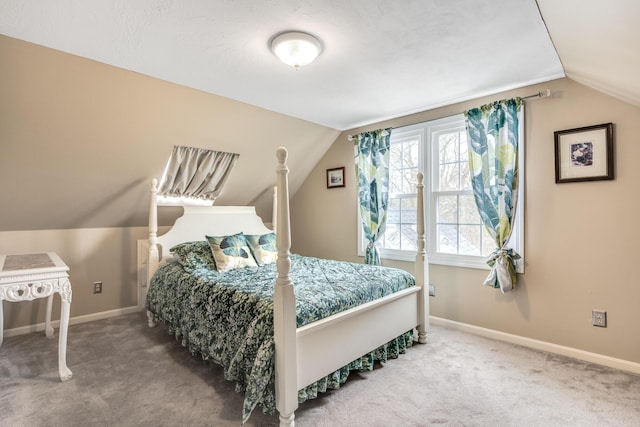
[1,311,639,426]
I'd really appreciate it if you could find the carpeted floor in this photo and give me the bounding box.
[1,311,639,427]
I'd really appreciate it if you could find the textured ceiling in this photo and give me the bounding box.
[0,0,565,130]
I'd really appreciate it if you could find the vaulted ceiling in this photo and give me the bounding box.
[0,1,596,132]
[2,1,638,130]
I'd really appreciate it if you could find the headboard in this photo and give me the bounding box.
[152,205,272,261]
[145,178,274,296]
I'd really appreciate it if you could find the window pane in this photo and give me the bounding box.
[459,194,480,224]
[439,162,460,191]
[439,133,459,163]
[382,223,400,250]
[401,195,417,211]
[401,197,417,229]
[460,159,471,191]
[459,225,482,256]
[390,144,402,169]
[437,195,457,223]
[402,169,418,194]
[406,141,419,167]
[437,224,458,254]
[400,223,418,251]
[390,170,402,194]
[481,226,495,257]
[386,198,401,227]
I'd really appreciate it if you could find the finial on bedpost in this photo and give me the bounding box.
[273,146,298,425]
[415,172,428,344]
[276,146,288,164]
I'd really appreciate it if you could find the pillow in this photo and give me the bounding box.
[245,232,277,266]
[169,241,216,273]
[206,232,258,272]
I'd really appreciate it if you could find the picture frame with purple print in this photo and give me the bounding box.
[554,123,614,183]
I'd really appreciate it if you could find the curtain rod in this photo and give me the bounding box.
[347,88,550,141]
[521,88,551,100]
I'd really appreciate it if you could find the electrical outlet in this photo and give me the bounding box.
[428,283,436,297]
[93,281,103,294]
[592,310,607,327]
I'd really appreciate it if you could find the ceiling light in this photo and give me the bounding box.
[271,31,322,69]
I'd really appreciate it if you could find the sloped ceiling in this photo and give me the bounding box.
[0,0,565,130]
[537,0,640,109]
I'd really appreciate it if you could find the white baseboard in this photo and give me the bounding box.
[3,306,142,338]
[430,316,640,375]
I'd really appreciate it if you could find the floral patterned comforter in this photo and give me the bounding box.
[146,254,415,423]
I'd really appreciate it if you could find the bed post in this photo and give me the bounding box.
[415,172,429,343]
[274,147,298,427]
[272,186,278,234]
[147,178,159,328]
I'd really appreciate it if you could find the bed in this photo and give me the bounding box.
[144,147,429,426]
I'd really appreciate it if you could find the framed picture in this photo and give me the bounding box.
[326,167,345,188]
[554,123,614,183]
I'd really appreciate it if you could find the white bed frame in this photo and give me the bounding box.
[145,147,429,427]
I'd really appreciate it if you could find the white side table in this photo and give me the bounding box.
[0,252,73,381]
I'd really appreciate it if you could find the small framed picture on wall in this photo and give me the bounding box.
[554,123,614,183]
[326,167,346,188]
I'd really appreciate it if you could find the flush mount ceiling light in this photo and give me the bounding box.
[271,31,323,69]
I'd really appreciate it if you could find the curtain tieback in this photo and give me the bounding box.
[487,247,521,264]
[365,241,381,266]
[483,247,521,293]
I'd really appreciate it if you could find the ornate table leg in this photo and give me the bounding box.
[45,294,54,338]
[57,278,73,381]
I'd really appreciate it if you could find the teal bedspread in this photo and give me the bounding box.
[146,254,415,422]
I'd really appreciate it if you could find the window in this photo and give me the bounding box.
[358,114,524,271]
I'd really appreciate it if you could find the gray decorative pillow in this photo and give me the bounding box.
[245,233,277,266]
[169,241,216,273]
[206,232,258,272]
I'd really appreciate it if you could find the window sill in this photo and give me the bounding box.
[359,250,523,273]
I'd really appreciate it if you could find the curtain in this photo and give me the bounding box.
[354,129,391,265]
[464,98,522,292]
[158,145,239,201]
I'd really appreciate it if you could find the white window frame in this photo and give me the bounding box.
[358,114,524,273]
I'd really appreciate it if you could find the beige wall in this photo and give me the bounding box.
[0,35,339,232]
[0,227,147,328]
[291,77,640,363]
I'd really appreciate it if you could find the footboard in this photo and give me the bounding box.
[296,286,423,389]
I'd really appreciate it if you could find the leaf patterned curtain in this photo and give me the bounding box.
[464,98,522,292]
[158,145,239,201]
[354,129,391,265]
